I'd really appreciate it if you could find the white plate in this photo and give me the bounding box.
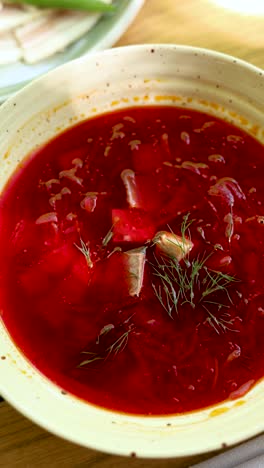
[0,0,144,102]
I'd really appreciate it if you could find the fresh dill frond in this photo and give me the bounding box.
[77,327,133,368]
[106,329,133,357]
[74,238,93,268]
[102,223,116,248]
[181,212,194,240]
[202,305,237,334]
[77,352,104,367]
[201,268,238,303]
[151,252,238,332]
[150,214,239,333]
[152,281,177,318]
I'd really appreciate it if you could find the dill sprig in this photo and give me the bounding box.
[152,254,238,333]
[202,304,237,334]
[151,249,211,312]
[152,282,176,318]
[75,224,116,268]
[102,224,115,248]
[180,212,194,240]
[78,325,134,368]
[202,268,235,302]
[77,352,104,366]
[106,330,132,357]
[74,238,93,268]
[151,214,239,333]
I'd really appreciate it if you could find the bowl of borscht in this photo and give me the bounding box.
[0,44,263,458]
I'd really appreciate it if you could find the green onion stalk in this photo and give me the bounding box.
[6,0,115,12]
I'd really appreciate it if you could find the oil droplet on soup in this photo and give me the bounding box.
[0,106,264,415]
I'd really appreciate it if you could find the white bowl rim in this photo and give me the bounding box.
[0,43,263,459]
[1,42,263,110]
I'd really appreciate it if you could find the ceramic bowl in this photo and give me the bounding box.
[0,44,263,458]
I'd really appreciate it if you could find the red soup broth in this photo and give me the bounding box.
[0,106,264,415]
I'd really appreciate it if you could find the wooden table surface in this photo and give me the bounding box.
[1,1,263,467]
